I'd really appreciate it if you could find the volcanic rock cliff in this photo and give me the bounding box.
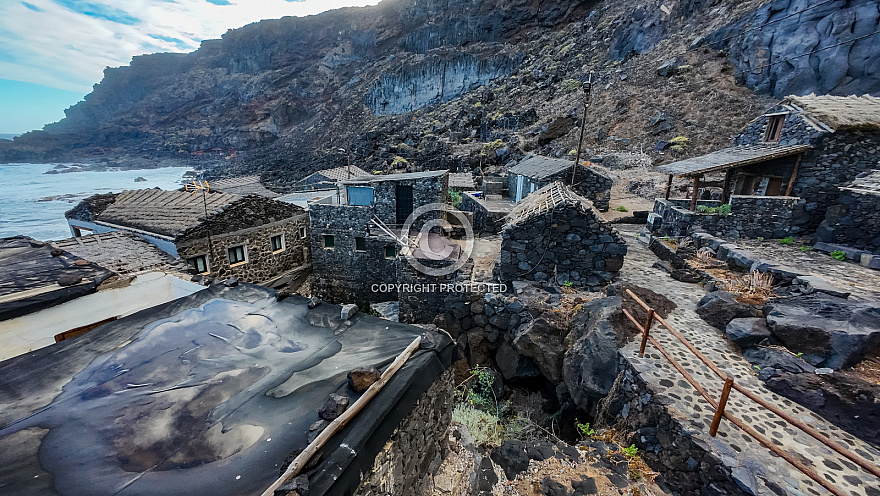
[2,0,878,187]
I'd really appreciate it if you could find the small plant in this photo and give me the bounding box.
[562,281,574,287]
[615,205,629,212]
[695,204,732,215]
[799,245,812,252]
[778,236,794,244]
[448,190,462,208]
[830,250,847,261]
[622,444,639,458]
[669,136,689,152]
[576,420,595,438]
[796,352,804,357]
[561,78,583,93]
[756,236,765,242]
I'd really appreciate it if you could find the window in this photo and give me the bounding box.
[355,237,367,252]
[346,186,374,206]
[763,114,785,143]
[228,245,247,265]
[270,234,285,253]
[323,235,335,249]
[299,226,307,239]
[384,245,397,259]
[188,255,209,274]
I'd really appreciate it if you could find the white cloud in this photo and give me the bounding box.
[0,0,381,93]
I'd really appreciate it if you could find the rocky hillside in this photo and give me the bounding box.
[2,0,878,188]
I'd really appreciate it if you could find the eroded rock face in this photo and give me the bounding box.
[563,296,624,410]
[764,294,880,369]
[512,317,566,383]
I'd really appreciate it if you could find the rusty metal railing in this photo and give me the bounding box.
[621,289,880,496]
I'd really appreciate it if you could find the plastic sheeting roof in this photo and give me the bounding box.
[0,283,452,496]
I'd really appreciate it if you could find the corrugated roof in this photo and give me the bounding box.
[448,172,476,189]
[841,169,880,194]
[787,94,880,131]
[95,189,240,238]
[208,176,279,198]
[656,144,810,177]
[508,154,574,180]
[52,232,189,276]
[343,170,447,184]
[505,182,591,226]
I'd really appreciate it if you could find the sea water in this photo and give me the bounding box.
[0,163,189,241]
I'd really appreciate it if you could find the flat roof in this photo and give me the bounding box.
[656,144,811,177]
[448,172,476,189]
[0,283,451,496]
[51,231,189,276]
[508,154,574,180]
[342,170,447,184]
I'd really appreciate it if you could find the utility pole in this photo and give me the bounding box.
[338,147,351,179]
[572,72,594,186]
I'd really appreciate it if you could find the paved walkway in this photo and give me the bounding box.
[614,225,880,496]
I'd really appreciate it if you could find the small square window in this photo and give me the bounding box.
[271,234,285,252]
[323,234,335,249]
[384,245,397,259]
[763,114,785,143]
[188,255,208,274]
[228,245,247,265]
[299,226,307,239]
[355,237,367,252]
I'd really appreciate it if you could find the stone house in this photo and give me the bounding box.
[207,175,279,198]
[652,94,880,239]
[507,154,612,211]
[308,170,449,304]
[293,165,371,191]
[66,189,310,285]
[495,182,627,290]
[818,169,880,254]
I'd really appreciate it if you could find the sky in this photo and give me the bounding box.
[0,0,381,135]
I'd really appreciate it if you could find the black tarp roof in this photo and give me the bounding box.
[0,236,114,321]
[0,283,452,496]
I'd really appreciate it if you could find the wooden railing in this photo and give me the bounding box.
[621,289,880,496]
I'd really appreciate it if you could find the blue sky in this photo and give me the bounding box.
[0,0,380,134]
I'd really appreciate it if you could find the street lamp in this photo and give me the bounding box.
[572,72,594,186]
[338,147,352,179]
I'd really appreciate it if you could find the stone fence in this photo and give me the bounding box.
[651,195,799,239]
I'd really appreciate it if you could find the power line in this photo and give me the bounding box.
[752,28,880,71]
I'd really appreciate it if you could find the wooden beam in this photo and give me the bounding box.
[721,169,733,204]
[664,174,673,200]
[689,176,700,211]
[784,153,803,197]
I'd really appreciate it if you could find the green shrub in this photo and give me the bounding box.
[778,236,794,245]
[561,78,582,93]
[576,420,595,438]
[449,190,462,208]
[622,444,639,458]
[799,245,812,252]
[452,404,502,446]
[669,136,689,152]
[696,204,732,215]
[615,205,629,212]
[830,250,847,261]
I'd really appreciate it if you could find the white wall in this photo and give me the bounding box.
[0,273,203,362]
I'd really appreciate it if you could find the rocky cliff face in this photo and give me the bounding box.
[2,0,877,185]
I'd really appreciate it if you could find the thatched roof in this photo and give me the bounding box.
[656,144,810,177]
[505,182,591,226]
[52,232,188,276]
[208,176,279,198]
[95,189,240,238]
[787,94,880,132]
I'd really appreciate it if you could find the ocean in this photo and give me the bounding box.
[0,163,189,241]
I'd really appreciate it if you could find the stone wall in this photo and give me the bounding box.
[353,368,454,496]
[308,201,399,305]
[734,105,825,147]
[652,196,799,239]
[460,193,506,234]
[818,190,880,254]
[506,166,612,212]
[596,357,755,496]
[176,197,310,283]
[368,174,447,227]
[496,203,626,289]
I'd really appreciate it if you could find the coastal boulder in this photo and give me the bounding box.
[695,291,757,330]
[563,296,623,410]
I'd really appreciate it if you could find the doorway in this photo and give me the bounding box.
[396,185,413,225]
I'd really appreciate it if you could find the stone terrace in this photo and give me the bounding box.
[603,225,880,496]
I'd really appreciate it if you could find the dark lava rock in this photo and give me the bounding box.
[57,274,83,286]
[526,440,556,461]
[765,371,880,447]
[318,393,350,420]
[419,331,437,350]
[495,341,542,381]
[765,294,880,369]
[670,269,702,283]
[541,477,570,496]
[223,277,238,287]
[563,296,624,409]
[696,291,758,330]
[476,455,498,492]
[50,248,64,257]
[513,317,566,383]
[307,419,330,443]
[307,297,322,308]
[743,347,816,380]
[347,366,381,393]
[491,439,529,480]
[538,116,575,146]
[725,318,772,348]
[275,475,309,496]
[572,476,598,494]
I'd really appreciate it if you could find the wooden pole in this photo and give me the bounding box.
[638,308,654,357]
[664,174,673,200]
[261,336,423,496]
[721,169,733,205]
[689,176,700,211]
[784,153,803,196]
[710,375,734,436]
